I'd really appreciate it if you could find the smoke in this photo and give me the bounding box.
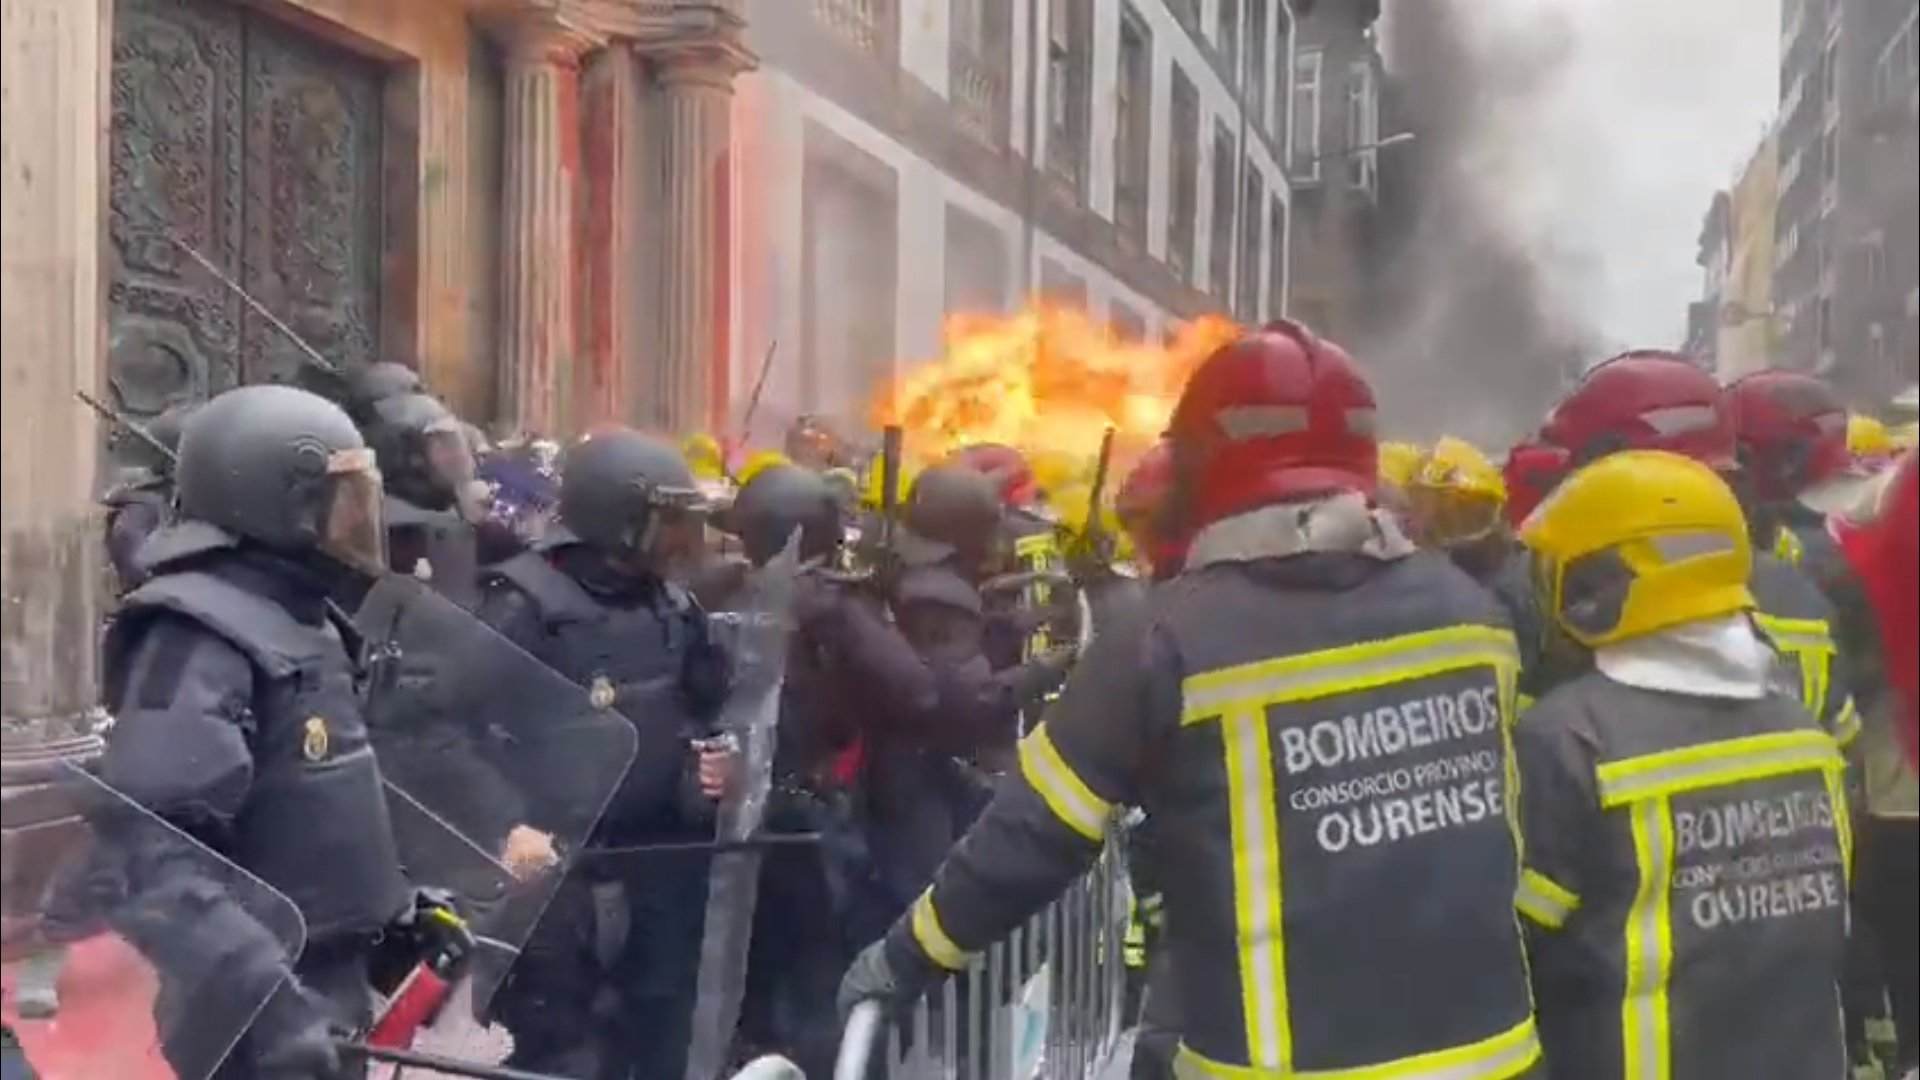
[1365,0,1780,448]
[1364,0,1601,447]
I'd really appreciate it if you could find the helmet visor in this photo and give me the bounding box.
[640,484,712,565]
[320,448,388,576]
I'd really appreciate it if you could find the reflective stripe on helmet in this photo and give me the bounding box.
[1172,1017,1541,1079]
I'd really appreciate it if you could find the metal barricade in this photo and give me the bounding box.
[839,833,1133,1080]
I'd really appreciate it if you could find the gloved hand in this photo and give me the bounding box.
[389,887,476,979]
[251,979,347,1080]
[836,935,937,1020]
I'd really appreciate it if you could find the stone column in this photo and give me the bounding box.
[1,0,110,756]
[489,10,602,436]
[651,23,754,435]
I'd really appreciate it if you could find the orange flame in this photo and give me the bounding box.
[872,304,1241,477]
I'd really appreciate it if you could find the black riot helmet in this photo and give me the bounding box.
[359,391,477,513]
[894,464,1004,571]
[557,427,709,565]
[175,384,387,575]
[344,361,425,424]
[730,463,843,566]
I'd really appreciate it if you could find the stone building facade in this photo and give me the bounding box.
[1,0,752,740]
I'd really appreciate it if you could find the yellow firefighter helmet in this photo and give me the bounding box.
[1520,450,1753,648]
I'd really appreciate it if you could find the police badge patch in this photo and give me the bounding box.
[589,675,616,710]
[303,716,330,762]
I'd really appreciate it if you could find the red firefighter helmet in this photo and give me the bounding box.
[1166,320,1377,529]
[947,442,1041,509]
[1830,448,1919,768]
[1540,350,1737,471]
[1726,369,1853,504]
[1114,440,1187,579]
[1502,438,1573,528]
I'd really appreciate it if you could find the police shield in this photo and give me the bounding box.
[355,574,638,1013]
[683,535,802,1080]
[1,760,305,1080]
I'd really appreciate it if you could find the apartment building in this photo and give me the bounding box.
[729,0,1297,438]
[1774,0,1920,403]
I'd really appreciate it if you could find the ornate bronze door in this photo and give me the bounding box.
[106,0,384,443]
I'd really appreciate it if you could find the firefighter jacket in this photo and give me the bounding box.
[1514,661,1850,1079]
[881,541,1543,1078]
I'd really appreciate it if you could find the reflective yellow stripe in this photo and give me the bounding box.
[1222,702,1291,1066]
[1182,626,1519,723]
[1754,613,1837,716]
[908,890,969,970]
[1017,723,1112,841]
[1179,626,1519,1070]
[1622,799,1675,1080]
[1516,868,1581,930]
[1771,526,1805,566]
[1596,730,1844,807]
[1824,766,1854,881]
[1172,1017,1541,1079]
[1515,692,1536,715]
[1832,696,1861,748]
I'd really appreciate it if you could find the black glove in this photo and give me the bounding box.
[250,979,346,1080]
[836,935,938,1019]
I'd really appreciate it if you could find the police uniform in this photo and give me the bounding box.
[1514,672,1850,1078]
[881,544,1542,1078]
[104,526,412,1074]
[479,535,728,1079]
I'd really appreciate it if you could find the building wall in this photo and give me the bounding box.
[730,0,1294,441]
[1282,0,1383,347]
[1774,0,1920,404]
[1718,131,1782,380]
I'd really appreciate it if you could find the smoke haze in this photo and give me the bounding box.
[1368,0,1780,445]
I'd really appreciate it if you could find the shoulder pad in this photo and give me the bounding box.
[136,520,243,576]
[119,569,321,679]
[487,550,602,625]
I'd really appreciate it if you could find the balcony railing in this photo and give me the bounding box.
[814,0,897,62]
[950,38,1009,146]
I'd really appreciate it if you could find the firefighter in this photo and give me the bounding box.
[1513,449,1849,1079]
[1406,436,1513,584]
[1830,450,1920,1075]
[840,320,1543,1078]
[1511,351,1857,748]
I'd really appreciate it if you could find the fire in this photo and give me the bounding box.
[872,304,1241,478]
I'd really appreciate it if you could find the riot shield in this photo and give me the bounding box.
[1,761,304,1080]
[354,574,638,1015]
[683,534,802,1080]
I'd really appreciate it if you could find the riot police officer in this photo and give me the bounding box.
[100,401,194,592]
[478,427,732,1080]
[841,321,1543,1077]
[100,384,439,1078]
[357,390,485,607]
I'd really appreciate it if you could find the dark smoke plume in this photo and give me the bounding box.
[1362,0,1604,447]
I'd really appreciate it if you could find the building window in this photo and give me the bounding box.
[1820,124,1839,198]
[1218,0,1240,84]
[1045,0,1092,195]
[1822,34,1841,108]
[1237,165,1264,319]
[1268,192,1287,320]
[1110,301,1147,343]
[1816,296,1833,352]
[814,0,899,62]
[1040,256,1088,309]
[1211,122,1236,302]
[950,0,1011,145]
[1114,6,1152,247]
[1169,66,1200,282]
[1292,49,1324,182]
[1248,0,1269,130]
[1345,60,1378,191]
[1862,231,1887,287]
[1270,2,1291,144]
